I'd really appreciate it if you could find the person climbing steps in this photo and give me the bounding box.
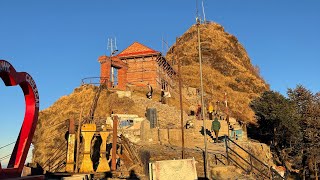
[211,115,221,143]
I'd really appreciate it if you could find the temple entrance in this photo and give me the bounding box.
[111,66,119,88]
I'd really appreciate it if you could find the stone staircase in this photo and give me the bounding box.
[131,92,246,142]
[129,93,261,179]
[191,119,234,140]
[131,94,190,128]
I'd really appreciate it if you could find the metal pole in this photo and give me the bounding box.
[315,155,318,180]
[225,92,230,138]
[111,115,118,171]
[269,166,273,180]
[177,37,185,159]
[75,108,83,173]
[197,20,208,178]
[224,135,229,165]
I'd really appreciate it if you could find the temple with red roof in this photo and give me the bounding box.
[98,42,176,90]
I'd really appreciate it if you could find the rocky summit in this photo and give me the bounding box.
[166,22,269,123]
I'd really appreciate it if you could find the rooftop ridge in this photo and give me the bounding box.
[117,42,159,57]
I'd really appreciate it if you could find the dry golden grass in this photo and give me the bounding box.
[167,23,269,123]
[32,85,137,168]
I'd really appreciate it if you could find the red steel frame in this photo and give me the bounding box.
[0,60,40,179]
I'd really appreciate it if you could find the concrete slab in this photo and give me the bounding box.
[115,90,131,98]
[149,158,197,180]
[111,114,139,119]
[168,129,182,146]
[159,129,168,144]
[62,174,91,180]
[140,120,150,142]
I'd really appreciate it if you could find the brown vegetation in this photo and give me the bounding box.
[32,85,137,169]
[167,23,269,122]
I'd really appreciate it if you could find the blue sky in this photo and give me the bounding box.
[1,0,320,166]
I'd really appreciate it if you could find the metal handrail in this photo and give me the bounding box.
[88,82,106,122]
[42,141,67,171]
[228,147,270,177]
[213,154,226,166]
[227,137,269,169]
[224,135,285,180]
[212,153,249,174]
[227,155,249,173]
[81,77,109,85]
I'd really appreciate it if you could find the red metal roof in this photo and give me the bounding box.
[117,42,159,57]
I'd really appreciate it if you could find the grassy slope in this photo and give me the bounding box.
[166,23,269,123]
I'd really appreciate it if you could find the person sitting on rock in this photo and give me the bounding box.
[186,120,194,129]
[146,83,153,99]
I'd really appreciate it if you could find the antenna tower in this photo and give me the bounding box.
[107,37,118,56]
[195,0,199,23]
[202,0,206,23]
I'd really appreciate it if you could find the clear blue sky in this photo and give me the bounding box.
[1,0,320,166]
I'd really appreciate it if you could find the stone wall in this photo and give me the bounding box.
[140,126,183,147]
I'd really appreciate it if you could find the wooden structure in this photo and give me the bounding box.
[99,42,176,90]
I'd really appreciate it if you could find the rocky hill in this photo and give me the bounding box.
[32,85,190,169]
[32,22,270,174]
[166,22,269,122]
[32,85,274,177]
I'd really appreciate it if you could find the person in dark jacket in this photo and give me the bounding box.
[196,104,202,120]
[211,116,221,143]
[160,89,165,104]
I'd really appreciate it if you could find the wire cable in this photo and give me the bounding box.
[0,154,11,161]
[0,141,15,150]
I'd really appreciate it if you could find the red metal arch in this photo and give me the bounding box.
[0,60,39,179]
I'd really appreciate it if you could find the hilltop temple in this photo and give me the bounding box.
[99,42,176,90]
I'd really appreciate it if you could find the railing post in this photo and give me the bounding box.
[215,154,218,165]
[224,135,229,165]
[249,155,253,173]
[111,116,118,171]
[269,166,273,180]
[49,158,51,172]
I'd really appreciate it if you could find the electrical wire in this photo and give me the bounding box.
[0,141,15,150]
[0,154,11,161]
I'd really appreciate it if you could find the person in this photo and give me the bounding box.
[160,89,165,104]
[208,102,214,120]
[211,116,221,143]
[196,104,202,120]
[186,120,194,129]
[146,83,153,99]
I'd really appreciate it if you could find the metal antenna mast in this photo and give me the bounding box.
[107,38,114,55]
[202,0,206,23]
[107,37,118,56]
[196,0,200,22]
[196,1,208,177]
[114,37,118,53]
